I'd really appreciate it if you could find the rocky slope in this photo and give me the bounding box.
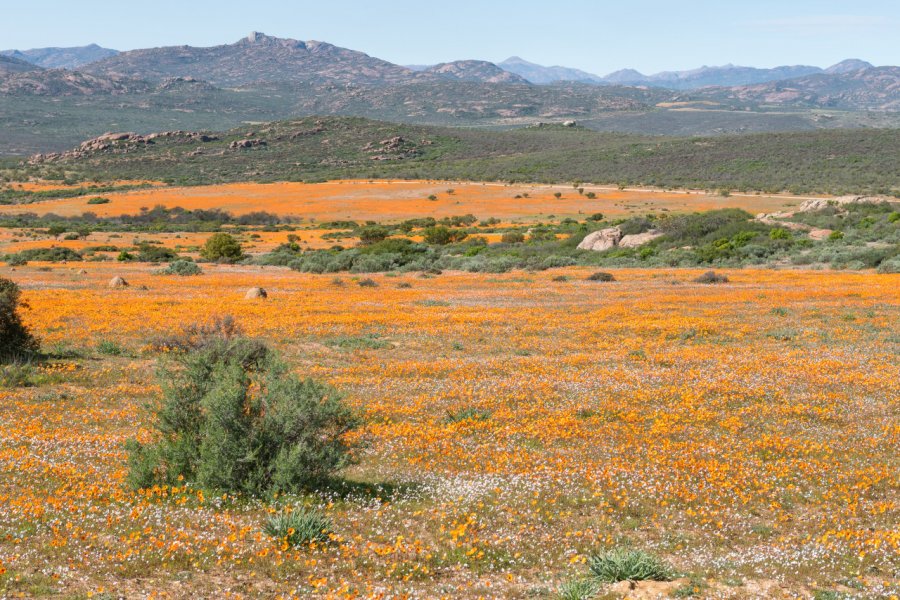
[82,32,430,87]
[0,55,41,75]
[423,60,528,84]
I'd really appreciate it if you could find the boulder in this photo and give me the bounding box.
[108,276,128,289]
[577,227,622,252]
[619,230,664,248]
[245,287,268,299]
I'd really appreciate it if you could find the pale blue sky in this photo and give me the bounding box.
[5,0,898,74]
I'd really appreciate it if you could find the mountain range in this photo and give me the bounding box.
[0,33,897,155]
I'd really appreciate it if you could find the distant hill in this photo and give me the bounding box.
[423,60,529,84]
[498,57,604,84]
[825,59,875,75]
[1,44,119,69]
[499,58,884,90]
[699,67,900,111]
[600,64,824,89]
[0,55,41,75]
[82,32,429,87]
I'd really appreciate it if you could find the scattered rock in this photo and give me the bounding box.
[108,276,128,289]
[229,139,266,150]
[577,227,622,252]
[245,287,268,299]
[808,228,834,241]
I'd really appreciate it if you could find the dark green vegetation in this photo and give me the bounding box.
[126,333,359,496]
[0,277,39,362]
[7,117,900,196]
[200,232,244,263]
[258,203,900,273]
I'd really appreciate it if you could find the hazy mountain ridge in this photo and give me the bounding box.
[1,44,119,69]
[423,60,529,84]
[0,55,41,75]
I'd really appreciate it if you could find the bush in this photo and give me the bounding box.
[501,231,525,244]
[693,271,729,284]
[201,233,243,263]
[557,577,600,600]
[126,336,359,494]
[0,277,40,363]
[358,225,390,245]
[157,260,203,276]
[423,226,467,245]
[358,278,379,287]
[587,271,616,282]
[86,197,110,205]
[587,548,674,583]
[264,507,332,547]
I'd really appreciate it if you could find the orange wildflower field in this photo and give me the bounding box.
[0,180,801,220]
[1,261,898,599]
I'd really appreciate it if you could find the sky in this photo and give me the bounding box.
[4,0,898,74]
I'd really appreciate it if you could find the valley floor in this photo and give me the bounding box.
[1,263,898,598]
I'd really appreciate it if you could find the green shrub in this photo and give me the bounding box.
[4,247,82,263]
[587,271,615,282]
[358,278,379,287]
[157,260,203,276]
[556,577,599,600]
[201,233,244,263]
[358,225,390,245]
[136,243,179,263]
[126,337,359,494]
[0,277,40,363]
[587,548,674,583]
[444,407,492,423]
[423,226,467,245]
[96,339,125,356]
[86,197,111,205]
[501,231,525,244]
[264,507,332,547]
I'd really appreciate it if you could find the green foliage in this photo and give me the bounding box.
[556,577,600,600]
[4,247,83,263]
[200,233,243,263]
[86,197,111,205]
[0,277,39,363]
[587,548,674,583]
[157,260,203,276]
[443,407,492,423]
[126,337,360,495]
[358,225,390,245]
[263,508,332,547]
[423,226,468,245]
[501,231,525,244]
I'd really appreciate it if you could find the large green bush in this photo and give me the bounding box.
[200,233,244,263]
[126,337,359,494]
[0,277,40,362]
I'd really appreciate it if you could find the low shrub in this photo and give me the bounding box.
[694,271,729,284]
[587,271,615,282]
[264,508,332,547]
[556,577,600,600]
[358,278,379,287]
[587,548,674,583]
[201,233,243,263]
[501,231,525,244]
[157,260,203,276]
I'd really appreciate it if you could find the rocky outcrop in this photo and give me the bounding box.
[229,139,266,150]
[577,227,623,252]
[578,227,663,252]
[619,231,663,248]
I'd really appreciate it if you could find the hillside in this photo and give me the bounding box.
[700,67,900,110]
[1,44,119,69]
[603,64,824,89]
[0,55,40,75]
[0,69,148,96]
[82,32,429,87]
[423,60,529,84]
[12,116,899,196]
